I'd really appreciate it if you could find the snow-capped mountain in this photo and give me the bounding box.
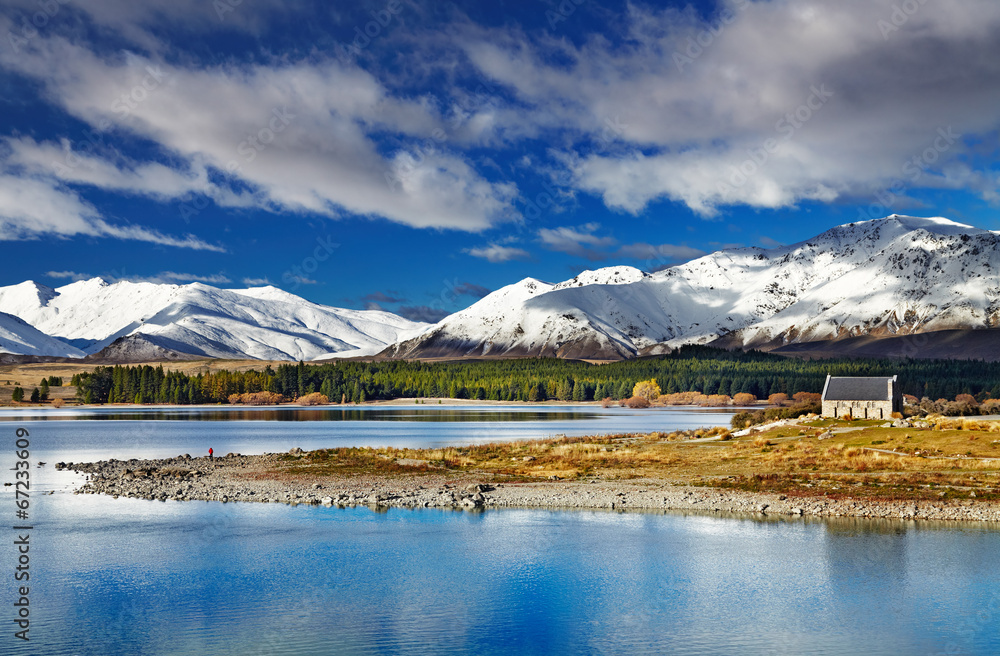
[0,279,429,360]
[383,215,1000,360]
[0,311,86,358]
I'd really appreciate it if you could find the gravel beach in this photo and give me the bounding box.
[60,451,1000,522]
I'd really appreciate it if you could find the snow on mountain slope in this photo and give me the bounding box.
[384,215,1000,360]
[0,279,429,360]
[0,311,85,357]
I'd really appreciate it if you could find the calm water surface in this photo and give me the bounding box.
[0,404,738,462]
[1,406,997,655]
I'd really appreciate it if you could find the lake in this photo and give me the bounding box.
[0,404,739,462]
[2,406,999,655]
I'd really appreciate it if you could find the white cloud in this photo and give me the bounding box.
[152,272,232,284]
[0,174,223,250]
[0,32,519,233]
[286,275,318,286]
[45,271,90,281]
[616,242,705,263]
[6,0,1000,237]
[464,244,531,263]
[538,222,616,259]
[241,277,272,286]
[456,0,1000,215]
[44,270,232,284]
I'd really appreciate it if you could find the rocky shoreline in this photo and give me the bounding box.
[59,451,1000,522]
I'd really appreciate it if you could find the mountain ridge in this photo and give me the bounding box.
[4,214,998,363]
[0,279,429,361]
[382,215,1000,360]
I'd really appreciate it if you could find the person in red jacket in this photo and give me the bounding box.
[209,448,213,460]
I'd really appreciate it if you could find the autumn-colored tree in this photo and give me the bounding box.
[767,393,789,406]
[732,392,756,406]
[632,379,661,402]
[792,391,821,405]
[624,396,651,409]
[51,398,65,408]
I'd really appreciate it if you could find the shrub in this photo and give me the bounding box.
[768,393,789,406]
[981,399,1000,414]
[731,410,764,429]
[600,397,614,408]
[51,398,64,408]
[297,392,330,406]
[732,393,756,406]
[228,391,284,405]
[792,392,821,405]
[623,396,651,409]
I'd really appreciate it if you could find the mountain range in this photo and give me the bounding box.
[2,215,999,363]
[382,215,1000,361]
[0,278,429,361]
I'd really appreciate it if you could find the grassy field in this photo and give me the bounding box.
[270,418,1000,502]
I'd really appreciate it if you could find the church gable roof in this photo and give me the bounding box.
[822,376,895,402]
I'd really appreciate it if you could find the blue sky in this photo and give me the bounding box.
[2,0,999,321]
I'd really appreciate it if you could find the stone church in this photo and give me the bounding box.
[820,374,903,419]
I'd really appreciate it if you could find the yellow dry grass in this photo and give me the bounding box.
[270,421,1000,501]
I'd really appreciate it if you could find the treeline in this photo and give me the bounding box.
[70,346,1000,405]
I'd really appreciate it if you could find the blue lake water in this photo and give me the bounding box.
[0,404,739,462]
[2,406,999,655]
